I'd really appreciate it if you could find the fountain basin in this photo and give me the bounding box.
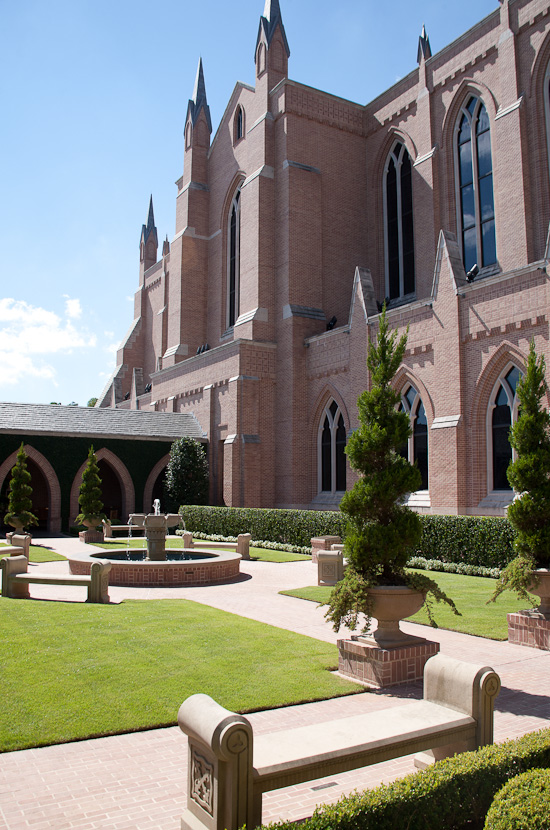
[67,548,241,587]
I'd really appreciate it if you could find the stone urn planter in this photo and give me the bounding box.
[81,517,102,530]
[529,570,550,615]
[356,586,428,648]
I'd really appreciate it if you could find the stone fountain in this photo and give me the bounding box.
[143,500,182,561]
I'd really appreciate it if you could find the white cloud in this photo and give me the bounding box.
[64,297,82,319]
[0,298,96,387]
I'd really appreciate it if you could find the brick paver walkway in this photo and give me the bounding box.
[1,536,549,829]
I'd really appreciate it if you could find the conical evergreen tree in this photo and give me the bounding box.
[76,446,105,526]
[4,443,38,530]
[325,307,458,632]
[491,341,550,603]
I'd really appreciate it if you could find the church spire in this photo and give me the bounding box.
[140,195,158,275]
[186,58,212,134]
[417,23,432,64]
[256,0,290,60]
[143,195,156,244]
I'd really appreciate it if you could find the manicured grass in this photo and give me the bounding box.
[0,543,66,562]
[0,598,359,753]
[281,570,537,640]
[97,539,309,563]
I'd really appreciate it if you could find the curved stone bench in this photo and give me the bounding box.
[177,654,501,830]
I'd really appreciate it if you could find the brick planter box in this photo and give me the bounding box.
[338,637,440,688]
[508,611,550,651]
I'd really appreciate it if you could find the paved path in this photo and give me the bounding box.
[1,537,549,829]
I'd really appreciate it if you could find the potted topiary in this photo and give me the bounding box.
[76,446,106,533]
[490,341,550,614]
[4,443,38,537]
[325,307,458,646]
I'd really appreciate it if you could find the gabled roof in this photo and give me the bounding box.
[0,402,206,443]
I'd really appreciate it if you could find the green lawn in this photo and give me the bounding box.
[281,570,537,640]
[0,543,66,563]
[0,597,358,753]
[97,538,310,563]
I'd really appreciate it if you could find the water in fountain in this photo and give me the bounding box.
[153,499,161,516]
[126,515,134,560]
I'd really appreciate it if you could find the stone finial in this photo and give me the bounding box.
[256,0,290,58]
[186,57,212,134]
[417,23,432,64]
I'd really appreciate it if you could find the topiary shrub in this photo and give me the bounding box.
[484,768,550,830]
[164,437,209,512]
[76,445,106,526]
[4,443,38,531]
[324,306,458,633]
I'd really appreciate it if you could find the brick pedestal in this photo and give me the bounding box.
[508,610,550,651]
[338,637,440,688]
[79,529,104,544]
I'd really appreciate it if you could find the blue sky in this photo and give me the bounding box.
[0,0,498,406]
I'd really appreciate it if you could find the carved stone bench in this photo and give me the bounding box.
[1,555,111,603]
[177,654,500,830]
[2,533,32,557]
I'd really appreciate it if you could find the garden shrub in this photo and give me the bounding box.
[262,728,550,830]
[178,507,516,571]
[483,768,550,830]
[178,506,347,548]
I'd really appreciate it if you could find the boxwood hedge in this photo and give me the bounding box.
[263,728,550,830]
[179,507,516,570]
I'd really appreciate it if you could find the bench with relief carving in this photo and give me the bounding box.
[177,654,501,830]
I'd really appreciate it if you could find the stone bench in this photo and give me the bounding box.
[177,654,500,830]
[1,555,111,603]
[102,520,146,539]
[2,533,32,557]
[187,534,252,560]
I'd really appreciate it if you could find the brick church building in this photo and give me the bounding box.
[97,0,550,517]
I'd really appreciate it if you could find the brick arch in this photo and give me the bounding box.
[394,367,435,424]
[70,448,135,525]
[440,79,499,235]
[374,128,418,185]
[0,444,62,533]
[143,453,171,516]
[311,386,351,500]
[468,343,530,502]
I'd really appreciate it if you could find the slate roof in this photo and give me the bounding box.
[0,402,206,443]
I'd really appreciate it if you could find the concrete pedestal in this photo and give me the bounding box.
[338,636,440,688]
[508,610,550,651]
[79,529,104,544]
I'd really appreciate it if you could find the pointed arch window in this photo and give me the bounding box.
[227,189,241,328]
[456,96,496,273]
[384,141,415,301]
[319,400,346,494]
[234,106,244,143]
[399,385,428,490]
[488,365,521,491]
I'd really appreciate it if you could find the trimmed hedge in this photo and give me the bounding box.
[483,768,550,829]
[179,507,516,571]
[263,728,550,830]
[179,506,347,548]
[419,515,515,570]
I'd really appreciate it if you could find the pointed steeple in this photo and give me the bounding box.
[417,23,432,64]
[186,58,212,134]
[142,195,156,245]
[140,195,158,274]
[256,0,290,60]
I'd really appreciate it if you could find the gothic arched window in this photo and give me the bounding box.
[399,385,428,490]
[234,106,244,143]
[488,365,521,491]
[227,188,241,328]
[319,400,346,494]
[456,96,496,273]
[384,141,415,301]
